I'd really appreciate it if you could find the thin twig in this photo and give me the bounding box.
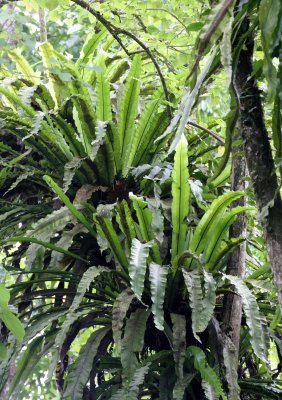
[146,8,188,32]
[71,0,172,117]
[187,121,225,144]
[38,7,47,42]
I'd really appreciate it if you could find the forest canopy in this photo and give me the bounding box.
[0,0,281,399]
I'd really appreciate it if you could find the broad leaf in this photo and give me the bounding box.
[112,288,135,354]
[129,238,152,301]
[224,274,269,363]
[63,328,110,400]
[48,266,108,379]
[183,268,216,340]
[171,134,190,265]
[149,263,169,331]
[121,309,150,380]
[187,346,226,400]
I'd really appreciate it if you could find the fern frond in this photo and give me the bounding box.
[8,49,40,84]
[112,288,135,354]
[224,274,269,363]
[76,26,107,67]
[129,239,152,301]
[117,55,141,175]
[183,268,216,340]
[63,328,110,400]
[187,346,227,400]
[171,134,190,266]
[48,266,109,379]
[121,308,150,380]
[149,263,169,331]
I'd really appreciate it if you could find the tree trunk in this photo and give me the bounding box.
[234,33,282,311]
[38,7,47,42]
[1,3,17,47]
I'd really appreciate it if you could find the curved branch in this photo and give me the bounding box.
[146,8,188,32]
[187,121,225,144]
[71,0,172,117]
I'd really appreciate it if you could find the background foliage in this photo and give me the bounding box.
[0,0,281,399]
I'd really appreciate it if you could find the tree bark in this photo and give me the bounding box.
[38,7,47,42]
[234,33,282,311]
[1,3,17,47]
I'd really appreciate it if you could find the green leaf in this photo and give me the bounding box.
[0,283,10,304]
[116,200,136,251]
[0,306,25,342]
[48,266,108,379]
[95,215,129,272]
[121,308,150,380]
[187,346,226,400]
[207,237,245,272]
[8,49,40,84]
[186,22,204,31]
[63,328,110,400]
[171,134,190,266]
[223,274,269,363]
[128,89,163,169]
[149,263,169,331]
[0,342,7,360]
[50,224,86,268]
[76,27,107,67]
[118,55,141,175]
[209,85,238,182]
[43,175,96,238]
[129,239,152,301]
[130,195,152,242]
[0,87,36,117]
[24,206,71,271]
[112,288,135,354]
[2,235,88,264]
[128,362,151,395]
[0,284,25,342]
[24,309,68,344]
[63,157,85,193]
[39,42,70,108]
[188,191,244,266]
[259,0,281,100]
[9,332,54,398]
[183,268,216,340]
[96,56,112,122]
[134,109,170,166]
[129,196,161,263]
[204,206,253,266]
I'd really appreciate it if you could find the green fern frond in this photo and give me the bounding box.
[129,238,152,301]
[224,274,269,363]
[117,55,141,175]
[63,328,110,400]
[121,309,150,380]
[171,134,190,266]
[149,263,169,331]
[112,288,135,354]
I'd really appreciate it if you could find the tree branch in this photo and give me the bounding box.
[71,0,172,117]
[187,121,225,144]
